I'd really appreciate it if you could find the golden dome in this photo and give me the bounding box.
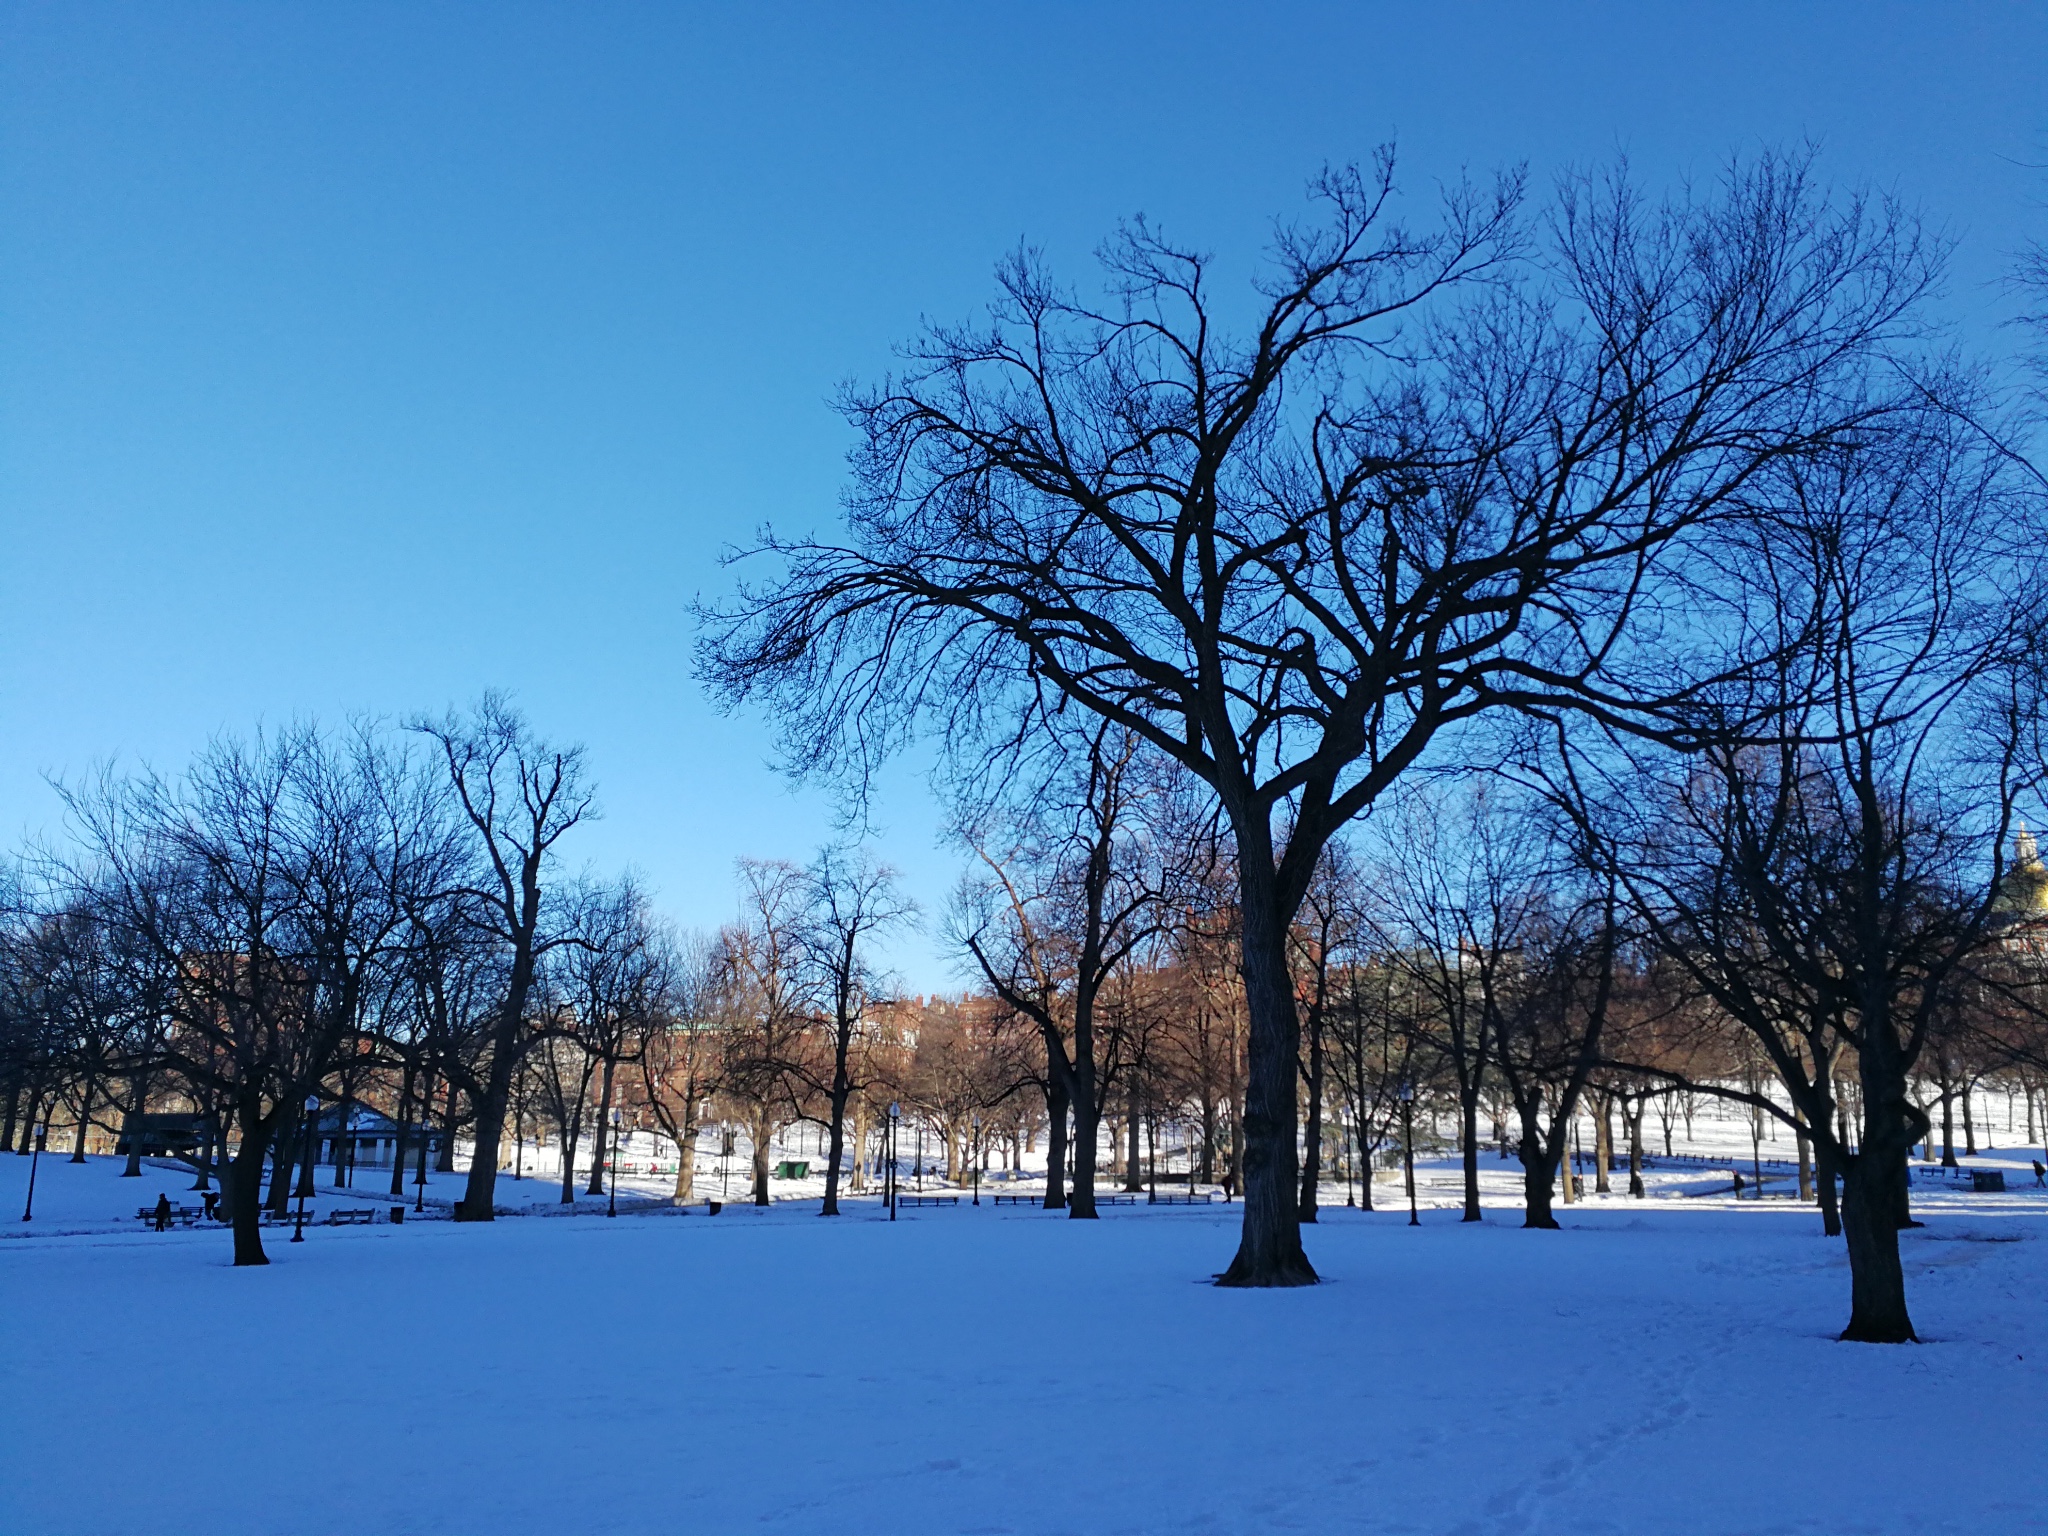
[1994,823,2048,915]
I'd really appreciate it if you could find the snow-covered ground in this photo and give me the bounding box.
[0,1151,2041,1534]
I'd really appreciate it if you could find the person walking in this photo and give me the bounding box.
[152,1192,172,1231]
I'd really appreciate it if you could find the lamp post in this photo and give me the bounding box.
[1147,1111,1158,1205]
[1398,1081,1419,1227]
[607,1108,622,1217]
[20,1123,47,1221]
[887,1101,900,1220]
[970,1114,981,1205]
[293,1094,318,1242]
[414,1109,428,1213]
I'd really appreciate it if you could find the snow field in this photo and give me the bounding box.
[0,1155,2042,1535]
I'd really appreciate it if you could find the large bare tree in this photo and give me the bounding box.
[413,695,593,1222]
[797,847,914,1216]
[704,151,1939,1284]
[1553,407,2040,1341]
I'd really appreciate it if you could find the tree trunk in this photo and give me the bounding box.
[0,1076,17,1155]
[588,1057,616,1195]
[1042,1079,1068,1210]
[751,1109,772,1205]
[390,1062,416,1198]
[846,1101,865,1195]
[1199,1090,1216,1183]
[1298,1008,1325,1223]
[120,1072,150,1177]
[1814,1136,1842,1237]
[1124,1081,1144,1193]
[191,1111,215,1193]
[1593,1093,1613,1194]
[1217,879,1315,1286]
[1837,1012,1918,1341]
[672,1107,700,1202]
[1961,1086,1977,1156]
[1625,1100,1645,1198]
[1069,1081,1100,1219]
[436,1077,459,1172]
[1939,1086,1957,1168]
[1839,1154,1915,1341]
[457,991,528,1218]
[1516,1099,1560,1230]
[1459,1089,1483,1221]
[559,1113,581,1204]
[822,1092,849,1216]
[333,1083,354,1187]
[266,1105,296,1213]
[1796,1115,1814,1203]
[69,1073,95,1162]
[228,1091,271,1266]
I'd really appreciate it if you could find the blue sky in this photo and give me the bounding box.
[3,4,2044,989]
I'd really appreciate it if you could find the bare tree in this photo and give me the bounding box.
[951,726,1188,1216]
[718,859,818,1205]
[1363,784,1524,1222]
[633,931,722,1202]
[704,152,1941,1284]
[412,694,593,1222]
[1557,408,2039,1341]
[793,847,914,1215]
[67,724,452,1264]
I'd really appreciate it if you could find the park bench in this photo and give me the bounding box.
[326,1207,379,1225]
[991,1193,1042,1206]
[1149,1192,1217,1205]
[136,1205,202,1227]
[1095,1194,1138,1206]
[895,1194,958,1207]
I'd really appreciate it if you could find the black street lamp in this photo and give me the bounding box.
[1147,1112,1158,1205]
[607,1107,621,1218]
[887,1101,900,1220]
[20,1123,48,1221]
[1398,1081,1419,1227]
[293,1094,318,1242]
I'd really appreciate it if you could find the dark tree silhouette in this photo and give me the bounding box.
[413,695,592,1223]
[703,151,1939,1284]
[1554,409,2040,1341]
